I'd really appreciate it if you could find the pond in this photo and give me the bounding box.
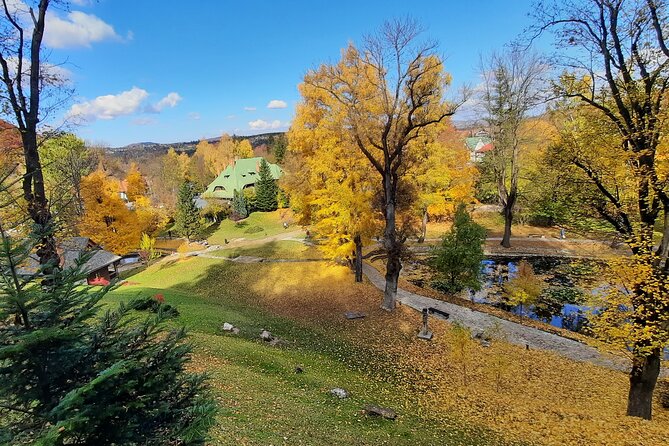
[407,256,605,334]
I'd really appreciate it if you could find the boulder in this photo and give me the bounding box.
[231,327,240,335]
[344,311,366,320]
[222,323,234,332]
[260,330,273,341]
[363,405,397,420]
[330,388,349,399]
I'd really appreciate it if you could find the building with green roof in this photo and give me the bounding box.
[202,157,282,200]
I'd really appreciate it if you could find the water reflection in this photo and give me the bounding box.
[472,257,593,333]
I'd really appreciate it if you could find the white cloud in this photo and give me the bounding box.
[243,106,256,111]
[188,112,201,120]
[71,0,92,5]
[226,114,236,119]
[67,87,149,121]
[267,99,287,109]
[45,10,123,48]
[146,92,182,113]
[248,119,284,130]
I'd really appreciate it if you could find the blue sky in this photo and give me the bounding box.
[41,0,539,147]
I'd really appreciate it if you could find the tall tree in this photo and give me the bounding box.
[78,170,142,255]
[534,0,669,419]
[174,181,201,242]
[479,50,546,248]
[235,139,254,159]
[271,133,288,164]
[41,133,97,223]
[125,162,148,202]
[297,18,460,310]
[411,124,478,242]
[254,159,278,211]
[286,109,380,282]
[0,0,68,270]
[215,134,236,168]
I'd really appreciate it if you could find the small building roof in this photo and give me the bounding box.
[476,143,494,153]
[202,157,282,199]
[465,136,492,151]
[17,237,121,277]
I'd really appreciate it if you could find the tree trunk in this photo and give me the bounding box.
[417,209,428,243]
[354,233,363,283]
[658,205,669,266]
[383,254,400,310]
[22,131,59,272]
[501,205,513,248]
[381,173,400,311]
[626,349,661,420]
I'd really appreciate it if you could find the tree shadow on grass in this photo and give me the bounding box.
[105,258,520,446]
[199,221,221,239]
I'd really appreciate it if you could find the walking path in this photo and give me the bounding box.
[362,263,635,373]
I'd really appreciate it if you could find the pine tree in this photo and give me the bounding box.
[0,224,216,445]
[174,181,202,241]
[430,204,487,293]
[254,159,278,212]
[232,189,248,220]
[271,134,287,164]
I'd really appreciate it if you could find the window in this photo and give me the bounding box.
[214,186,225,191]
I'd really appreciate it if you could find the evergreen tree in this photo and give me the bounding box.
[254,159,278,212]
[174,181,202,241]
[232,189,248,220]
[271,134,287,164]
[0,226,216,445]
[430,204,487,293]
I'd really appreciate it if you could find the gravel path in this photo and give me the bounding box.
[362,263,636,373]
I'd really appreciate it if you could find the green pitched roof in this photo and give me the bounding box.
[202,157,282,199]
[465,136,491,150]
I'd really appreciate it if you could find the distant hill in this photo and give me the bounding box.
[107,132,285,159]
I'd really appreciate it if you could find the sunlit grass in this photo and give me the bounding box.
[209,240,322,260]
[207,210,297,245]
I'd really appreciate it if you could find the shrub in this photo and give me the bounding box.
[129,294,180,318]
[430,203,486,294]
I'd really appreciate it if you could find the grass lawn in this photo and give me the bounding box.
[207,210,299,245]
[106,255,669,446]
[106,258,507,446]
[209,240,322,260]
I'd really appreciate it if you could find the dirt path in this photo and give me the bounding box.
[362,263,637,374]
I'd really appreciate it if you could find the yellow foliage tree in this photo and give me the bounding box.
[235,139,254,159]
[125,162,147,202]
[135,196,168,236]
[215,134,236,168]
[409,123,478,242]
[286,103,380,281]
[293,19,459,309]
[78,170,142,255]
